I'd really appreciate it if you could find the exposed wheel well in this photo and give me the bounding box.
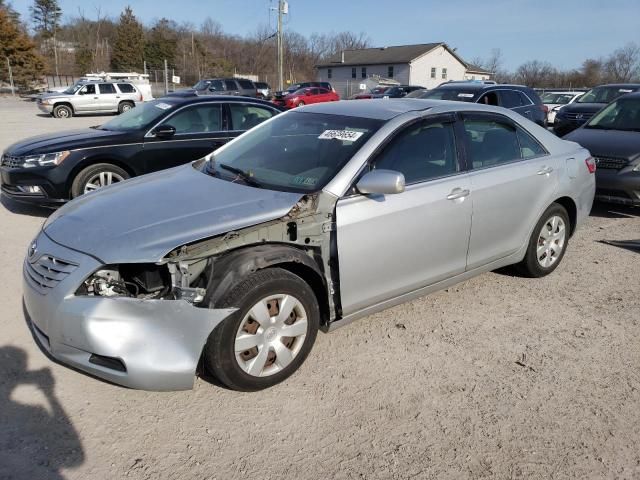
[553,196,577,236]
[276,262,330,326]
[66,158,136,196]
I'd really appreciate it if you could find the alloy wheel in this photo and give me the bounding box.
[83,171,125,193]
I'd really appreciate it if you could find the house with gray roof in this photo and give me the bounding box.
[316,42,492,97]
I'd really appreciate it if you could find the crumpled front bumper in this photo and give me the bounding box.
[23,231,235,391]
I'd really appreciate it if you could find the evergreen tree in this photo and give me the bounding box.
[144,18,177,69]
[111,6,144,71]
[0,0,21,23]
[29,0,62,75]
[0,8,45,87]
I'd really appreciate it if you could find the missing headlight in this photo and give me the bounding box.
[78,264,171,299]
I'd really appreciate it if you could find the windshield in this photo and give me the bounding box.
[193,80,211,90]
[371,87,390,94]
[63,83,84,94]
[99,100,178,131]
[207,112,383,193]
[586,97,640,131]
[418,88,477,102]
[542,92,577,105]
[578,86,637,104]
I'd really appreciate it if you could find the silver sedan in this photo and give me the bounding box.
[23,99,595,391]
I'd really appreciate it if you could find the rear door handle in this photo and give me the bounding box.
[447,188,470,200]
[537,166,554,175]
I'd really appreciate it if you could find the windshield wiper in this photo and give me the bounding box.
[216,163,262,188]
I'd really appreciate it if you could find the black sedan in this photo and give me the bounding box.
[553,83,640,136]
[564,92,640,206]
[0,95,282,206]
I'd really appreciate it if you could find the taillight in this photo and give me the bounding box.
[585,156,596,173]
[541,105,549,114]
[139,92,143,102]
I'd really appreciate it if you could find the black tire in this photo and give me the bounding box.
[53,104,73,118]
[517,203,570,278]
[70,163,130,198]
[203,268,320,391]
[118,101,134,114]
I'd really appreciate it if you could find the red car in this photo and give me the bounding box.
[274,87,340,109]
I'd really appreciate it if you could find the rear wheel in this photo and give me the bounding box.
[118,101,134,114]
[203,268,319,391]
[53,104,73,118]
[70,163,129,198]
[517,203,570,277]
[297,101,305,107]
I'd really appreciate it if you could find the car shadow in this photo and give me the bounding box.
[0,345,85,479]
[590,202,639,219]
[1,195,52,218]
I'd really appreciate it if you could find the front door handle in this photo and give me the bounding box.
[537,166,554,175]
[447,188,470,200]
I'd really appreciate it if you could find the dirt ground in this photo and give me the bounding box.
[0,96,639,480]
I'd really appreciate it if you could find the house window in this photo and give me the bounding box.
[431,67,436,79]
[388,66,394,78]
[442,68,448,80]
[361,67,367,79]
[327,68,332,79]
[351,67,356,79]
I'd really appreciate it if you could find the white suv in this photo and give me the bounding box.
[37,82,143,118]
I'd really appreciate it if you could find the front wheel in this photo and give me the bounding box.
[517,203,570,277]
[297,101,305,107]
[203,268,319,391]
[53,104,73,118]
[70,163,130,198]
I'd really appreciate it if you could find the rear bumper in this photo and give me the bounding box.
[23,231,235,391]
[595,171,640,206]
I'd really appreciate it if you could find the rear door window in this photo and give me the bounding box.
[517,127,547,158]
[224,80,238,91]
[463,116,522,168]
[499,90,524,108]
[99,83,117,94]
[117,83,136,93]
[237,79,255,89]
[229,104,277,131]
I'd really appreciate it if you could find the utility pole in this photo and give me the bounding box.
[6,57,15,97]
[276,0,287,91]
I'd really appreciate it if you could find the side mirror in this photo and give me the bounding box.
[152,125,176,138]
[356,169,405,195]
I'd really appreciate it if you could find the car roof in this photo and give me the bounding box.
[598,83,640,88]
[299,98,521,120]
[436,82,530,91]
[157,94,281,109]
[617,91,640,99]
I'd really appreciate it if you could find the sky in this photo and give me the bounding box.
[12,0,640,71]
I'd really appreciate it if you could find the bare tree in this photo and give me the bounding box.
[605,42,640,82]
[515,60,557,87]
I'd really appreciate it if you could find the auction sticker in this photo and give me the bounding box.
[155,102,173,110]
[318,130,364,142]
[458,93,474,98]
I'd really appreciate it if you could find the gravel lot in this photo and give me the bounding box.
[1,96,639,480]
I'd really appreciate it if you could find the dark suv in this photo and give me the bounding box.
[408,82,547,126]
[554,83,640,136]
[191,78,258,97]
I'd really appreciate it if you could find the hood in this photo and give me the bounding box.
[43,163,304,264]
[5,128,129,156]
[559,102,606,115]
[564,128,640,161]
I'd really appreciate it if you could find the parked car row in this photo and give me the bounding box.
[6,76,639,394]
